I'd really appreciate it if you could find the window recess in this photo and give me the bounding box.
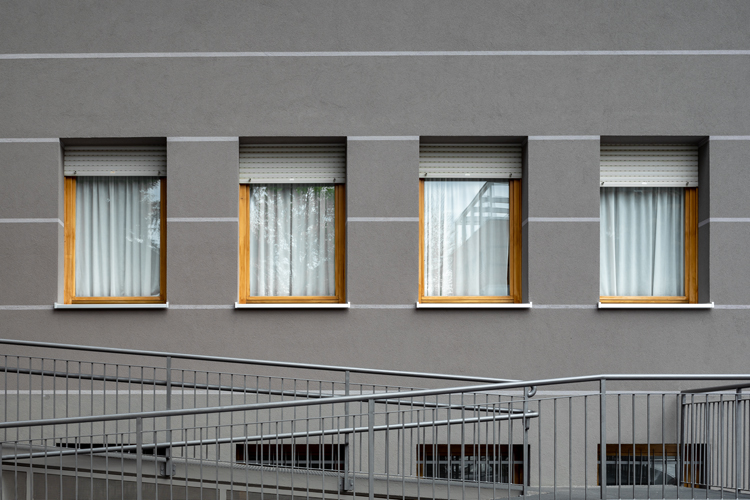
[419,144,523,304]
[238,143,346,304]
[600,144,698,304]
[63,145,167,305]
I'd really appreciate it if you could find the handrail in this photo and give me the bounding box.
[4,411,541,461]
[1,372,749,430]
[681,381,750,393]
[0,338,520,385]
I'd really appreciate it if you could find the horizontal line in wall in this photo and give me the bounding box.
[527,217,600,222]
[528,135,600,141]
[534,304,598,309]
[1,303,748,310]
[350,304,414,309]
[347,136,419,141]
[0,218,63,227]
[166,217,238,223]
[2,51,750,60]
[169,305,235,309]
[347,217,419,222]
[0,138,59,143]
[167,137,238,142]
[699,217,750,228]
[0,305,54,310]
[710,136,750,141]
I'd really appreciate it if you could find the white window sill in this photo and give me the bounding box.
[54,302,169,309]
[234,302,351,309]
[598,302,714,309]
[416,302,532,309]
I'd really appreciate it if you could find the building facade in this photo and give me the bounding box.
[1,0,749,384]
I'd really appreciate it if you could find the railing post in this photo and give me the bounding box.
[523,387,531,496]
[736,388,742,497]
[600,378,607,500]
[164,356,172,475]
[368,398,375,500]
[136,416,143,500]
[342,370,351,492]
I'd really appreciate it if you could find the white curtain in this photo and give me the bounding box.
[249,184,336,296]
[600,187,684,296]
[424,180,510,296]
[75,176,161,297]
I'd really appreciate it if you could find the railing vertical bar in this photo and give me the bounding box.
[691,393,696,498]
[344,371,350,495]
[647,392,651,498]
[368,398,375,500]
[569,396,573,500]
[430,406,435,500]
[633,394,637,499]
[447,393,451,492]
[554,397,557,500]
[136,417,143,500]
[662,393,666,499]
[617,394,621,499]
[28,436,33,500]
[510,395,514,499]
[538,398,542,500]
[215,424,220,500]
[461,392,466,499]
[705,397,710,491]
[524,389,530,498]
[259,422,264,500]
[736,389,742,499]
[585,395,588,500]
[165,355,172,490]
[600,378,607,500]
[477,392,481,500]
[493,401,498,500]
[274,420,280,500]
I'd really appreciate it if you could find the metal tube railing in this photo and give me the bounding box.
[3,373,749,430]
[0,338,522,384]
[2,338,750,500]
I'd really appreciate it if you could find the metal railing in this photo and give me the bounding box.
[1,339,749,500]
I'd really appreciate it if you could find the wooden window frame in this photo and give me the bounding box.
[238,184,346,304]
[600,187,698,304]
[63,177,167,305]
[418,178,523,304]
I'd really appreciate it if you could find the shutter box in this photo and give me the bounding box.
[64,146,167,177]
[239,144,346,184]
[419,144,523,179]
[600,144,698,187]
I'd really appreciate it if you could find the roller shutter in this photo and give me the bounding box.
[239,144,346,184]
[64,146,166,176]
[600,144,698,187]
[419,144,523,179]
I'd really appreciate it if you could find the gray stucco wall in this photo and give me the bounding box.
[0,1,748,382]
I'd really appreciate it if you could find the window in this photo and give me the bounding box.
[236,443,345,471]
[238,143,346,304]
[598,444,704,487]
[600,144,698,304]
[419,143,523,303]
[63,145,167,304]
[418,444,527,484]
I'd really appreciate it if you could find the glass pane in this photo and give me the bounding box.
[424,179,510,296]
[75,176,161,297]
[248,184,336,296]
[600,187,684,296]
